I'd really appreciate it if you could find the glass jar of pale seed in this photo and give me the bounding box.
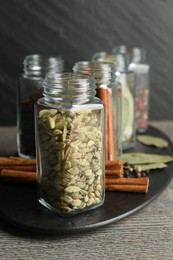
[35,73,105,216]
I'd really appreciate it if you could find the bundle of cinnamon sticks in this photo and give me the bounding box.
[0,157,149,193]
[105,160,149,193]
[0,157,36,183]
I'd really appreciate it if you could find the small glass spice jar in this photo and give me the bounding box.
[92,52,117,64]
[35,73,105,216]
[128,47,150,133]
[73,61,122,159]
[115,52,136,151]
[17,55,64,158]
[92,50,135,151]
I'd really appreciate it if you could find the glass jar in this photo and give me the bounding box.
[73,61,122,159]
[92,52,117,64]
[128,48,150,133]
[35,73,105,216]
[115,52,136,151]
[17,55,64,158]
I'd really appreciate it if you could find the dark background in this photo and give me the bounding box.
[0,0,172,125]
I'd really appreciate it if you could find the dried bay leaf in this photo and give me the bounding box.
[137,163,167,171]
[137,135,168,148]
[122,153,173,165]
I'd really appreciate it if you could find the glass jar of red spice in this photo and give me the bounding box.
[17,54,64,158]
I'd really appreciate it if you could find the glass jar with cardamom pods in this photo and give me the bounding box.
[113,48,136,151]
[35,73,105,216]
[73,61,122,160]
[17,54,64,159]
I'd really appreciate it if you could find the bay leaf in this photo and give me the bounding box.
[122,153,173,165]
[137,135,168,148]
[137,163,167,171]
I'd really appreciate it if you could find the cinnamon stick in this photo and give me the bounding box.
[0,165,36,172]
[0,167,149,193]
[96,88,116,160]
[109,109,116,160]
[0,157,149,193]
[0,157,36,166]
[105,160,123,177]
[106,184,148,193]
[105,169,123,177]
[106,177,149,186]
[105,177,149,193]
[0,169,36,183]
[106,160,123,168]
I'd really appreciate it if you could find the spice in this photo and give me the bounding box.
[0,165,36,171]
[112,48,136,150]
[105,160,123,177]
[37,108,104,214]
[135,89,149,131]
[0,169,36,183]
[123,162,149,178]
[35,73,105,216]
[0,156,36,166]
[122,153,173,166]
[17,55,64,158]
[121,84,135,146]
[19,90,42,157]
[0,157,149,193]
[128,47,150,133]
[105,177,149,193]
[96,88,116,160]
[73,61,122,159]
[137,135,168,148]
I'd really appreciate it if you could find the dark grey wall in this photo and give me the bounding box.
[0,0,172,125]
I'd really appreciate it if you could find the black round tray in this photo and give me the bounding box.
[0,126,172,234]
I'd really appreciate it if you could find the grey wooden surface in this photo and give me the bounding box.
[0,121,173,259]
[1,1,173,125]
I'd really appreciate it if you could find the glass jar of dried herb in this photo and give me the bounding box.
[73,61,122,160]
[113,48,136,151]
[35,73,105,216]
[17,55,64,158]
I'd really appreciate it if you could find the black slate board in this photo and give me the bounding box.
[0,126,172,235]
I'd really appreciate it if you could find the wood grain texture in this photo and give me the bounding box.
[0,0,173,125]
[0,121,173,259]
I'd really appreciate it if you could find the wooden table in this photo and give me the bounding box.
[0,121,173,259]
